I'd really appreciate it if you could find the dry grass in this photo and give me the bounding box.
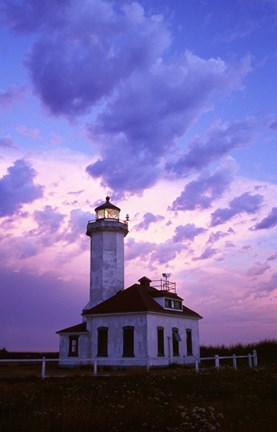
[1,341,276,431]
[0,365,276,432]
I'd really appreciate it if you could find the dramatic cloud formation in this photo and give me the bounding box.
[32,206,65,244]
[134,212,164,231]
[125,238,156,261]
[1,0,253,194]
[0,0,276,349]
[65,208,92,244]
[167,118,258,175]
[126,237,185,266]
[207,231,229,245]
[252,207,277,230]
[4,0,171,117]
[151,241,185,265]
[0,159,43,217]
[247,262,270,277]
[173,224,206,242]
[211,192,264,226]
[193,246,219,261]
[86,53,251,192]
[171,165,235,211]
[258,273,277,296]
[1,0,69,33]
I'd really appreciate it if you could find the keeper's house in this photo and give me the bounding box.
[57,197,202,367]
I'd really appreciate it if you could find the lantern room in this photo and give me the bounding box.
[95,196,120,220]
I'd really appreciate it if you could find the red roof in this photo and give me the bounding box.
[82,283,202,319]
[56,322,88,334]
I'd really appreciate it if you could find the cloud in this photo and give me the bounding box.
[87,52,251,193]
[33,205,65,235]
[11,237,40,260]
[3,0,252,195]
[267,252,277,262]
[171,166,234,211]
[211,192,263,226]
[225,241,235,248]
[86,148,162,196]
[207,231,229,245]
[0,85,26,107]
[65,208,92,244]
[258,273,277,297]
[0,159,43,217]
[167,118,258,175]
[252,207,277,230]
[11,0,170,117]
[247,262,270,277]
[125,238,156,261]
[151,241,184,265]
[173,223,206,242]
[126,237,185,265]
[1,0,67,33]
[0,206,65,260]
[0,137,17,149]
[134,212,164,231]
[193,246,218,261]
[2,0,252,195]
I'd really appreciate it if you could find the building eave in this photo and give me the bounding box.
[82,309,202,320]
[56,322,88,334]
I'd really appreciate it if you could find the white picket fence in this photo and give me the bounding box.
[195,350,258,372]
[0,350,258,378]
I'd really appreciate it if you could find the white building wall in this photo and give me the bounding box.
[90,313,148,367]
[58,312,200,367]
[146,313,200,366]
[59,333,90,366]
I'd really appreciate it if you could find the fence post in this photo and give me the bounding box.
[146,357,149,372]
[215,355,220,369]
[253,350,258,367]
[41,356,46,379]
[248,353,252,368]
[195,359,199,373]
[232,354,237,369]
[93,359,98,375]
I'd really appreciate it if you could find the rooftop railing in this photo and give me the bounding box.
[151,279,176,293]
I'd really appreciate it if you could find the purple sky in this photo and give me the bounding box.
[0,0,276,351]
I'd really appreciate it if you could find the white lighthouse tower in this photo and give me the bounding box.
[57,195,202,367]
[84,196,129,309]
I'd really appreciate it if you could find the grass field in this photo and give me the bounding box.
[0,341,276,432]
[0,365,276,432]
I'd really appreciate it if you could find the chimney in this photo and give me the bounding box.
[138,276,152,288]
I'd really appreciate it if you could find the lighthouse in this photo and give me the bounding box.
[57,195,202,368]
[84,196,129,309]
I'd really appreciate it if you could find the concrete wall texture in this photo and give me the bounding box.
[59,313,200,367]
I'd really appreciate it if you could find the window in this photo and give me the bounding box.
[165,299,182,310]
[68,336,79,357]
[186,329,193,356]
[123,326,134,357]
[157,327,165,356]
[175,301,182,310]
[97,327,108,357]
[172,328,181,356]
[165,299,173,308]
